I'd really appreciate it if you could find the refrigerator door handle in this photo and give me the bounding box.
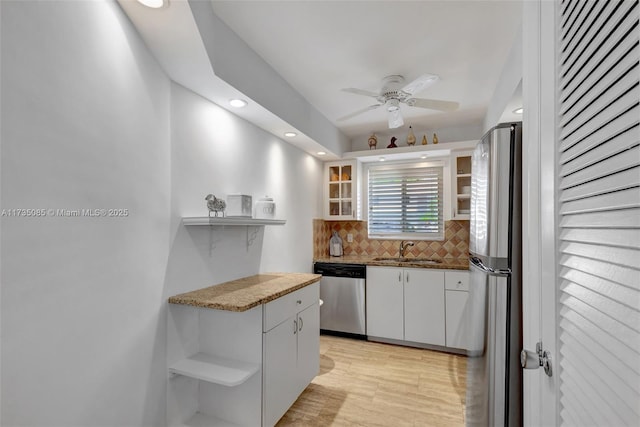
[470,256,511,277]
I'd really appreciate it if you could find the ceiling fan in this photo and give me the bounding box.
[337,74,459,129]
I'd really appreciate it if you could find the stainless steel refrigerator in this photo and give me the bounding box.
[466,122,522,426]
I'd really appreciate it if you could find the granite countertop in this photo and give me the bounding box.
[313,255,469,270]
[168,273,321,312]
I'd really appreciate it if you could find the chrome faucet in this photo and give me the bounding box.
[399,241,415,258]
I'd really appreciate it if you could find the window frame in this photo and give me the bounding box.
[364,158,450,241]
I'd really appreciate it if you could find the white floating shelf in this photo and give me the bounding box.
[343,140,478,163]
[169,353,260,387]
[182,217,286,226]
[178,412,240,427]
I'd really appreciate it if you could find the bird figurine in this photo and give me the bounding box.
[205,194,226,217]
[387,136,398,148]
[407,126,416,145]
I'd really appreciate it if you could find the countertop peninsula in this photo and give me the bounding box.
[168,272,321,312]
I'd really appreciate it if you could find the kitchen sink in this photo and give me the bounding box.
[372,257,442,265]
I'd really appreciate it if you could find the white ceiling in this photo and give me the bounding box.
[118,0,522,158]
[209,1,523,138]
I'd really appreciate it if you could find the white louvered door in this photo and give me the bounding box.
[557,1,640,426]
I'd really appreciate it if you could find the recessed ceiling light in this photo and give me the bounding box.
[513,107,524,114]
[229,99,247,108]
[136,0,166,8]
[317,151,326,156]
[284,132,297,138]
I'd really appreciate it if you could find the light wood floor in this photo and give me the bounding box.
[277,335,467,426]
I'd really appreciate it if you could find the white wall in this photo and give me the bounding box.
[165,83,323,300]
[1,1,171,426]
[483,29,523,133]
[2,2,323,426]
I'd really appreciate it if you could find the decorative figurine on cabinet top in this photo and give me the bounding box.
[432,133,439,144]
[387,136,398,148]
[407,126,416,145]
[368,133,378,150]
[422,134,428,145]
[205,194,226,217]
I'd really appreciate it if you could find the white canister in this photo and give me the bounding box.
[255,196,276,219]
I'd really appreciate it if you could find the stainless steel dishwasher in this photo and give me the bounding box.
[313,262,366,338]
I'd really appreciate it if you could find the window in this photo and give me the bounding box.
[367,161,444,240]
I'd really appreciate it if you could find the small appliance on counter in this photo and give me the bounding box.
[329,231,343,257]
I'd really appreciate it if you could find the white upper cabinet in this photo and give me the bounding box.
[324,160,361,220]
[452,150,473,220]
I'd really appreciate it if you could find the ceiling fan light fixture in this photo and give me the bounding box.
[338,73,456,129]
[386,98,400,112]
[388,107,404,129]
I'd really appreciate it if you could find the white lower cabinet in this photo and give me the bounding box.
[404,269,446,346]
[367,266,445,346]
[445,271,471,350]
[366,266,404,340]
[167,283,319,427]
[367,266,470,350]
[263,285,319,427]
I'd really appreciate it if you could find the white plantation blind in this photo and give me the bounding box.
[557,0,640,425]
[367,162,444,240]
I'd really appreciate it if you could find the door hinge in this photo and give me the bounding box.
[521,341,552,377]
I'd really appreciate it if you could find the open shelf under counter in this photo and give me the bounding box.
[179,412,241,427]
[169,352,260,387]
[182,217,286,226]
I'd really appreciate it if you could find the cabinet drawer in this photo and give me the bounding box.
[445,271,470,291]
[263,282,319,332]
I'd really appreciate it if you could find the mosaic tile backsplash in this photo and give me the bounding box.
[313,219,470,259]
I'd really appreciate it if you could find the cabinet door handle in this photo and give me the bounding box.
[398,272,402,282]
[293,319,297,335]
[406,272,409,283]
[296,299,302,305]
[298,317,303,332]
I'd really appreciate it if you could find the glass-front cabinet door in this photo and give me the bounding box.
[324,161,360,220]
[452,151,472,220]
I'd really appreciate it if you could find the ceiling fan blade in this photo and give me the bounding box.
[341,88,380,98]
[337,104,382,121]
[388,109,404,129]
[401,74,439,96]
[406,97,459,112]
